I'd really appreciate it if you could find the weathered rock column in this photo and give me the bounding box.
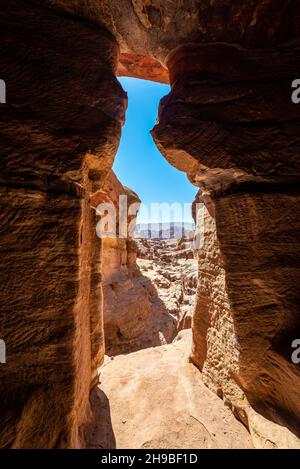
[91,171,146,355]
[152,42,300,446]
[0,2,126,448]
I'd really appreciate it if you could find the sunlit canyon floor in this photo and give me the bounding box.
[87,330,253,449]
[85,238,253,449]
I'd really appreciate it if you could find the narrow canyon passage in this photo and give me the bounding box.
[88,78,251,449]
[90,195,250,449]
[87,66,300,448]
[1,1,300,451]
[99,78,199,356]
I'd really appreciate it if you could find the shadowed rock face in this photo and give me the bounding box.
[0,0,126,448]
[152,42,300,445]
[0,0,300,448]
[190,190,300,447]
[33,0,300,82]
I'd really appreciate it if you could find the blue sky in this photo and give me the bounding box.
[113,77,197,224]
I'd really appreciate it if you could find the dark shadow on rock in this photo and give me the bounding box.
[84,386,116,449]
[104,266,178,356]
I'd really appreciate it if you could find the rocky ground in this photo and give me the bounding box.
[85,238,254,449]
[87,330,253,449]
[102,232,198,356]
[91,235,273,449]
[136,237,198,332]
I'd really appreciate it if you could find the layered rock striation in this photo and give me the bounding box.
[152,41,300,446]
[0,0,126,448]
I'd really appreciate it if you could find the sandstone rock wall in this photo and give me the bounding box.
[34,0,300,82]
[0,1,126,448]
[94,171,176,355]
[1,0,300,449]
[152,42,300,446]
[194,191,300,447]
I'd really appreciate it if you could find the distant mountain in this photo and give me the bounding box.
[135,221,195,239]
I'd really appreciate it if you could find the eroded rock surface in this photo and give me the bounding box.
[1,0,300,449]
[152,41,300,445]
[35,0,300,82]
[0,1,126,448]
[96,172,176,356]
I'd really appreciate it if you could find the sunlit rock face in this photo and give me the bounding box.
[95,171,176,355]
[1,0,300,449]
[89,330,253,450]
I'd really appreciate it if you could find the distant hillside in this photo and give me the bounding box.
[135,222,195,239]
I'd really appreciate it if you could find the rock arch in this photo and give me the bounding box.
[0,0,299,448]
